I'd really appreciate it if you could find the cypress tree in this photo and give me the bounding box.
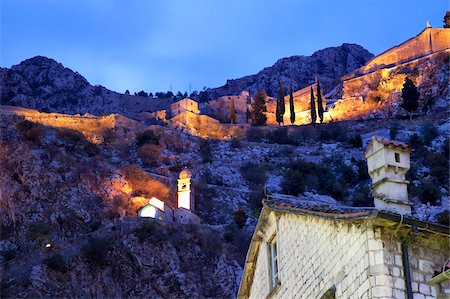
[316,77,324,124]
[310,86,317,127]
[401,77,419,121]
[275,92,281,125]
[250,89,268,126]
[289,84,295,125]
[230,97,236,124]
[279,81,285,125]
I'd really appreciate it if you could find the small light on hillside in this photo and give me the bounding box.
[45,243,52,248]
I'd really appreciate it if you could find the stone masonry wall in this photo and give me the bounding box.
[246,213,449,299]
[248,214,381,299]
[361,28,450,74]
[380,233,450,299]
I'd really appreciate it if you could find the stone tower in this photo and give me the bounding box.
[365,136,412,215]
[178,168,194,210]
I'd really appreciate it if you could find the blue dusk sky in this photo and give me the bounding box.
[1,0,447,94]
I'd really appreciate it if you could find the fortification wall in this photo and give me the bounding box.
[361,28,450,74]
[170,110,247,139]
[205,95,248,124]
[0,105,121,143]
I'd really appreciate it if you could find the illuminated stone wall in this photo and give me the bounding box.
[171,110,248,139]
[205,94,248,124]
[361,28,450,74]
[245,211,449,299]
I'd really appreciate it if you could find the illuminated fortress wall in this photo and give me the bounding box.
[360,28,450,74]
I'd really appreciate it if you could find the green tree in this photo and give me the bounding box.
[444,11,450,28]
[250,89,267,126]
[289,84,295,125]
[233,206,247,229]
[401,77,419,121]
[310,86,317,127]
[230,97,236,124]
[277,81,285,125]
[316,77,324,123]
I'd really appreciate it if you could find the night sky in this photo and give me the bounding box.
[1,0,447,94]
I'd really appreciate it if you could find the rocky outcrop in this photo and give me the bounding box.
[201,43,373,99]
[0,56,171,117]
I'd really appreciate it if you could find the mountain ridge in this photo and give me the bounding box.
[201,43,374,100]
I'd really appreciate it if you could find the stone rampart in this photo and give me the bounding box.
[170,110,248,139]
[360,28,449,74]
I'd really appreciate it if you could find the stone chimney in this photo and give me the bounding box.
[365,136,412,215]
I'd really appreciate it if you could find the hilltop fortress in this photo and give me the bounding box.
[273,24,450,125]
[1,24,448,138]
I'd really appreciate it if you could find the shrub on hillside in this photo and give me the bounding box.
[435,210,449,226]
[356,159,370,180]
[426,152,448,183]
[136,129,159,147]
[282,160,336,196]
[199,140,213,163]
[81,237,110,267]
[240,162,267,187]
[415,178,441,205]
[134,221,164,243]
[28,222,52,241]
[44,254,66,272]
[18,122,43,143]
[347,134,362,148]
[247,187,265,215]
[390,123,399,140]
[200,230,223,257]
[233,206,247,229]
[281,169,305,196]
[352,184,372,207]
[230,139,241,149]
[331,183,346,200]
[57,129,99,156]
[420,123,439,146]
[265,128,298,145]
[318,123,347,142]
[138,144,162,167]
[246,127,264,142]
[289,125,318,142]
[1,249,16,262]
[195,183,219,224]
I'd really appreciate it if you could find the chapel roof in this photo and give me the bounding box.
[263,196,449,233]
[371,136,410,149]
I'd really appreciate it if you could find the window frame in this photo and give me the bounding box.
[267,236,279,290]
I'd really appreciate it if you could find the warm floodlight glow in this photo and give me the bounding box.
[149,197,164,211]
[45,243,51,248]
[140,205,156,218]
[178,192,191,210]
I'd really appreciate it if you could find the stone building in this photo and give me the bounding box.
[137,168,199,224]
[238,137,449,299]
[170,98,200,117]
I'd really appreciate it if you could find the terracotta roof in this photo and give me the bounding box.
[263,196,448,232]
[264,197,376,220]
[373,136,410,149]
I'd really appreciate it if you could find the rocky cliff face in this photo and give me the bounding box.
[202,43,374,99]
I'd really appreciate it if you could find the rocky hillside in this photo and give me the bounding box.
[201,43,373,99]
[0,56,170,117]
[1,108,449,297]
